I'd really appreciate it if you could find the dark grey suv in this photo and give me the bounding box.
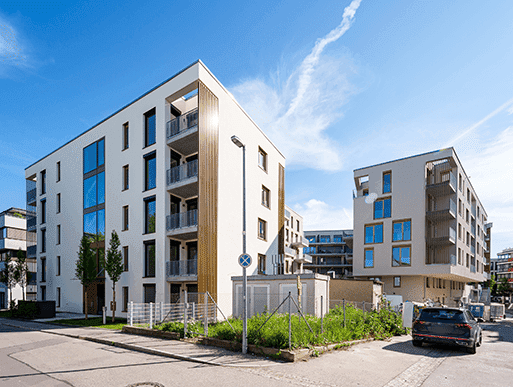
[412,307,482,354]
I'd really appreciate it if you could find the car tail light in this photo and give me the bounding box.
[455,323,472,330]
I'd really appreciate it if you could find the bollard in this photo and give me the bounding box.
[343,299,346,328]
[149,303,154,329]
[321,295,324,334]
[130,301,133,326]
[288,292,292,350]
[102,306,107,325]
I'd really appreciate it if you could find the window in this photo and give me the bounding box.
[392,246,411,266]
[319,235,330,243]
[41,199,46,224]
[144,108,156,147]
[41,257,46,282]
[466,209,469,224]
[143,284,156,303]
[392,220,411,241]
[286,229,289,242]
[57,193,61,214]
[144,196,156,234]
[364,249,374,268]
[426,277,430,288]
[144,241,155,277]
[56,162,61,182]
[83,139,104,174]
[122,287,129,312]
[374,197,391,219]
[466,232,470,246]
[296,220,300,232]
[383,171,391,193]
[258,218,267,240]
[84,172,105,209]
[56,287,61,308]
[123,165,129,190]
[40,170,46,195]
[458,199,462,216]
[119,205,129,231]
[334,235,343,243]
[56,256,61,276]
[258,147,267,171]
[144,151,156,190]
[466,253,469,267]
[41,229,46,253]
[56,225,61,245]
[123,122,129,150]
[458,248,462,265]
[41,286,46,301]
[394,276,401,287]
[123,246,129,271]
[261,186,270,208]
[459,174,462,191]
[365,223,383,244]
[467,188,470,203]
[258,254,266,275]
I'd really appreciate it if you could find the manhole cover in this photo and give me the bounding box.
[126,383,165,387]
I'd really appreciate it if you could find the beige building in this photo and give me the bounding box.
[353,148,491,305]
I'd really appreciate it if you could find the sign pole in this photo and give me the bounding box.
[242,143,248,355]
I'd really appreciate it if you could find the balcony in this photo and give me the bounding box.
[166,259,197,280]
[471,265,476,273]
[27,188,36,206]
[296,254,313,264]
[284,246,296,257]
[426,227,456,247]
[426,198,457,222]
[426,252,456,265]
[166,160,198,198]
[166,108,199,155]
[471,205,476,218]
[26,216,37,231]
[290,236,309,249]
[471,224,476,236]
[426,171,457,196]
[166,210,198,240]
[27,245,37,258]
[471,245,475,255]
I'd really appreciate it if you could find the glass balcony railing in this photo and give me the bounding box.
[471,245,475,255]
[167,160,198,185]
[27,245,37,258]
[166,210,198,231]
[166,259,197,277]
[166,108,198,139]
[471,265,476,273]
[26,188,36,204]
[471,205,476,217]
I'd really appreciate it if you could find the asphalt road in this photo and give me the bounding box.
[1,319,512,387]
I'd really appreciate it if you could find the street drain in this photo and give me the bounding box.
[126,383,165,387]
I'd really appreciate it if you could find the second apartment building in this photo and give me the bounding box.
[353,148,491,305]
[25,60,286,316]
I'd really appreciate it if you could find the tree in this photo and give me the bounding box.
[0,254,18,309]
[76,235,98,319]
[14,249,28,301]
[497,277,510,296]
[102,231,124,322]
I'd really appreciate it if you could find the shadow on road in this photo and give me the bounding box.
[382,339,469,358]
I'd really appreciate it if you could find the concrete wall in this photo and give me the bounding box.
[329,279,382,308]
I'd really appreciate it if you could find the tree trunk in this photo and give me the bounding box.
[112,284,116,323]
[85,291,88,320]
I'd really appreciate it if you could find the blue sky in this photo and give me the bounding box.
[1,0,513,257]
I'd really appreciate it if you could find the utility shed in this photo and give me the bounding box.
[330,279,383,309]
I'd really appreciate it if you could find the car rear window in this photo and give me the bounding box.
[418,309,465,322]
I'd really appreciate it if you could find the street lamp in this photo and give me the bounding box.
[231,135,248,354]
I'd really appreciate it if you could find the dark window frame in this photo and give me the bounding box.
[144,151,157,191]
[258,218,267,240]
[144,108,156,148]
[364,248,374,268]
[144,196,156,234]
[144,240,156,278]
[122,122,129,150]
[123,165,129,191]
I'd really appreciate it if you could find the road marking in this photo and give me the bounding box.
[383,349,449,387]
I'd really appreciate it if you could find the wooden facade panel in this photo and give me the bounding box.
[197,81,219,300]
[278,163,285,255]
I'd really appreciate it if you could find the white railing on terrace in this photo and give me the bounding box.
[166,210,198,231]
[166,259,197,277]
[166,108,198,139]
[166,160,198,186]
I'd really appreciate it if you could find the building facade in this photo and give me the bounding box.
[0,208,37,308]
[303,230,353,278]
[25,60,286,316]
[494,248,513,289]
[353,148,490,305]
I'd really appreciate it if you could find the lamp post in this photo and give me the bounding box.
[231,135,248,354]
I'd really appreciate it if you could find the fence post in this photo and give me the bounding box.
[149,302,154,329]
[343,299,346,328]
[102,306,106,325]
[130,301,133,327]
[321,295,324,334]
[192,302,196,321]
[204,292,208,337]
[288,292,292,350]
[160,302,163,323]
[184,290,188,338]
[363,301,366,317]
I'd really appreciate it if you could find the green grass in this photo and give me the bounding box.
[51,317,127,330]
[155,305,407,350]
[0,310,11,317]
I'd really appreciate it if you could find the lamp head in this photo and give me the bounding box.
[231,135,244,148]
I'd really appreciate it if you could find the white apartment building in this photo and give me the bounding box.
[25,60,286,316]
[353,148,491,305]
[303,230,353,278]
[0,208,37,308]
[282,206,310,275]
[494,247,513,290]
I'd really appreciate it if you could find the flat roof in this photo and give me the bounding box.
[353,148,453,172]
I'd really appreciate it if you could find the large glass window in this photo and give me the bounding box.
[84,176,97,209]
[98,139,104,167]
[97,172,105,205]
[145,196,156,234]
[84,212,97,235]
[393,220,411,241]
[365,223,383,244]
[374,197,391,219]
[145,241,156,277]
[97,209,105,237]
[392,246,411,266]
[83,143,97,174]
[145,108,156,147]
[319,235,330,243]
[383,171,391,194]
[144,152,156,191]
[364,249,374,268]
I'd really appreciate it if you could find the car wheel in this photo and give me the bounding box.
[412,340,422,347]
[467,342,477,354]
[477,333,482,347]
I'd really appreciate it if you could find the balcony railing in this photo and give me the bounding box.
[426,251,456,265]
[166,108,198,139]
[426,171,457,196]
[27,245,37,258]
[471,245,475,255]
[284,246,296,256]
[167,160,198,185]
[166,210,198,231]
[166,259,197,277]
[471,205,476,218]
[471,224,476,236]
[426,198,457,221]
[470,265,476,273]
[427,226,456,246]
[27,188,36,204]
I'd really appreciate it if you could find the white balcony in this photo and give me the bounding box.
[166,160,198,198]
[166,259,197,281]
[166,210,198,240]
[166,108,199,155]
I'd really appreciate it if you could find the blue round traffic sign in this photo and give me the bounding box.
[238,253,252,268]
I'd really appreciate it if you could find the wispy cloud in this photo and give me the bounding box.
[445,97,513,147]
[231,0,362,171]
[293,199,353,230]
[0,22,24,61]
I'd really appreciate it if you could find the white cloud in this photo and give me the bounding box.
[231,0,362,172]
[0,22,23,61]
[293,199,353,230]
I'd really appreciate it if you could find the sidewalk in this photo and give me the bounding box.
[0,317,280,368]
